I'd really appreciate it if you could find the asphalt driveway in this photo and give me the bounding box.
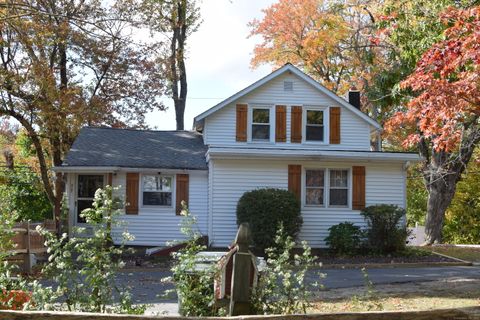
[117,265,480,305]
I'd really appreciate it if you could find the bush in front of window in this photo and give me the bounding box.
[325,222,362,255]
[361,204,409,254]
[236,188,302,252]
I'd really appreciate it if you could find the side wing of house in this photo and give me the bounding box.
[59,127,209,246]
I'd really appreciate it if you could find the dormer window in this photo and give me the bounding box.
[252,108,270,140]
[306,110,324,142]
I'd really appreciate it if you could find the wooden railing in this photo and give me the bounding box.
[0,306,480,319]
[8,220,56,272]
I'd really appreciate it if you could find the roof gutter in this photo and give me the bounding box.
[206,148,422,162]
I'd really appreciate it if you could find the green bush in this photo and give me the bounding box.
[236,188,302,251]
[325,222,362,255]
[0,167,52,221]
[361,205,409,254]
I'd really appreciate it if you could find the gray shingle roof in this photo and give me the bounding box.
[62,127,207,170]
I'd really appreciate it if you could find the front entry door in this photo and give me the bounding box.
[76,174,104,224]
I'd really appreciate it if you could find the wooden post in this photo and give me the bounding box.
[229,223,253,316]
[23,221,32,273]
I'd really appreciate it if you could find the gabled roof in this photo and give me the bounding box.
[194,63,381,130]
[61,127,208,170]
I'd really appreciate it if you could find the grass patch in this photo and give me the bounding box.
[311,295,480,312]
[425,246,480,262]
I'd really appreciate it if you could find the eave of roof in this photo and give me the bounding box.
[206,147,422,162]
[193,63,382,131]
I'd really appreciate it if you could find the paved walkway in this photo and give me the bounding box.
[116,265,480,315]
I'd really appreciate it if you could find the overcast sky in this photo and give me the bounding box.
[145,0,276,130]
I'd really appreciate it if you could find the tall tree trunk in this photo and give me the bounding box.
[424,174,456,244]
[422,125,480,244]
[171,0,187,131]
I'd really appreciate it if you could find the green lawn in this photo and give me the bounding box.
[424,246,480,263]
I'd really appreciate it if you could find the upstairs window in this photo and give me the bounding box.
[142,175,173,206]
[329,169,348,206]
[252,108,270,140]
[305,169,325,205]
[306,110,324,142]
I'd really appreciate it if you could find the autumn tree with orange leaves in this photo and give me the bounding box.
[386,6,480,244]
[0,1,167,228]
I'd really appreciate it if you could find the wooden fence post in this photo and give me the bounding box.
[229,223,253,316]
[23,221,32,273]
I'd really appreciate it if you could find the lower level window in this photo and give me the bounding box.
[329,169,348,206]
[142,175,172,206]
[305,170,325,205]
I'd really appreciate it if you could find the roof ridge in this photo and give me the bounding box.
[82,126,201,134]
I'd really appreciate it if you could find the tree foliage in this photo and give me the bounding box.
[385,5,480,243]
[0,0,167,223]
[0,166,52,221]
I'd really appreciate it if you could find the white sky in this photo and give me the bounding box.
[145,0,276,130]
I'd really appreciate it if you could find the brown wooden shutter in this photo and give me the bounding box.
[352,166,366,210]
[125,173,139,215]
[291,106,302,143]
[176,174,189,215]
[107,173,113,186]
[236,104,247,142]
[275,105,287,142]
[329,107,341,144]
[288,165,302,201]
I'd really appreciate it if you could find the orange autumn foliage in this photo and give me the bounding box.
[0,290,32,310]
[385,6,480,152]
[249,0,350,92]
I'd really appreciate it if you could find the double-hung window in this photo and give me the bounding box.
[305,170,325,205]
[305,169,349,207]
[306,110,324,142]
[142,175,173,206]
[329,169,348,206]
[251,108,270,141]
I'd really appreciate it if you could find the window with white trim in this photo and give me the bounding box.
[329,169,348,206]
[142,175,173,206]
[305,110,324,141]
[251,108,270,140]
[305,169,325,205]
[305,169,349,207]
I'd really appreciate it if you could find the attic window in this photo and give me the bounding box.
[284,80,293,91]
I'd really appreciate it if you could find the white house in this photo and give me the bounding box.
[57,64,420,248]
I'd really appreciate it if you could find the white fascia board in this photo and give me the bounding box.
[206,148,422,162]
[193,64,382,131]
[53,166,207,173]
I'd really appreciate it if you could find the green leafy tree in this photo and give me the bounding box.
[0,167,52,221]
[443,156,480,244]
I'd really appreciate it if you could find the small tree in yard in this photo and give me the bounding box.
[163,202,221,317]
[252,224,322,315]
[385,6,480,244]
[35,186,144,314]
[236,188,302,252]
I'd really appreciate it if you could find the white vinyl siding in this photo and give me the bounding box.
[204,73,371,150]
[210,159,405,248]
[106,170,208,246]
